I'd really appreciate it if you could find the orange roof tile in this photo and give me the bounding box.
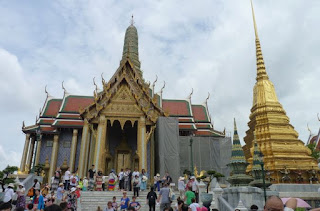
[162,100,191,116]
[192,105,209,122]
[60,96,94,113]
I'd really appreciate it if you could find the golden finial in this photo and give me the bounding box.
[205,92,210,105]
[152,75,158,88]
[250,0,259,39]
[62,81,67,94]
[101,73,106,85]
[93,77,99,92]
[130,14,135,26]
[188,88,193,99]
[160,81,166,93]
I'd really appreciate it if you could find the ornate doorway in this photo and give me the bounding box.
[117,150,131,171]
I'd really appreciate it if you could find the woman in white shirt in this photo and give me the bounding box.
[16,183,26,208]
[178,177,185,198]
[3,183,15,203]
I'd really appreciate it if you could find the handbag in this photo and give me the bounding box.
[27,187,34,197]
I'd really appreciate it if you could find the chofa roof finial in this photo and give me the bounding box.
[22,121,25,129]
[45,85,49,97]
[188,88,193,99]
[317,113,320,122]
[160,81,166,93]
[101,73,106,85]
[62,81,67,94]
[93,77,99,92]
[205,92,210,105]
[307,123,312,136]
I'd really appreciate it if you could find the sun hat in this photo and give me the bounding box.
[59,183,64,186]
[18,183,24,187]
[70,187,76,193]
[179,176,185,181]
[191,176,195,179]
[8,183,14,188]
[156,173,160,177]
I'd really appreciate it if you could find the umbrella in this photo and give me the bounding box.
[281,198,311,208]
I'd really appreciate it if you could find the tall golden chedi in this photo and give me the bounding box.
[243,0,318,183]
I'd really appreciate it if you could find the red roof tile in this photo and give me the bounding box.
[57,114,81,119]
[162,100,191,116]
[179,124,196,130]
[40,126,57,133]
[39,119,54,125]
[53,120,84,127]
[195,123,212,129]
[61,96,94,113]
[42,99,62,117]
[192,105,209,122]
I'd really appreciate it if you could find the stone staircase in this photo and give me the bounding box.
[80,190,179,211]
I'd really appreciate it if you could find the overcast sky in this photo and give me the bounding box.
[0,0,319,170]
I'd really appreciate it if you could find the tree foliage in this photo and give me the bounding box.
[199,170,225,193]
[307,143,320,160]
[0,165,18,192]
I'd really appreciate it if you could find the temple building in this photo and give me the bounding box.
[20,20,229,183]
[243,1,318,183]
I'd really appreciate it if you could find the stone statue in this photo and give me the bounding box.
[294,170,303,183]
[307,167,319,184]
[279,166,291,183]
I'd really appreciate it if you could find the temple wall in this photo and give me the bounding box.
[39,135,53,164]
[56,130,72,167]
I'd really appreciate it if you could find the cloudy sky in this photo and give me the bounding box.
[0,0,319,170]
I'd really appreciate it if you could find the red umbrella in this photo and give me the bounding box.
[281,198,311,208]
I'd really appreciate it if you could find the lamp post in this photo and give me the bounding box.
[31,127,41,173]
[258,152,267,203]
[189,134,194,176]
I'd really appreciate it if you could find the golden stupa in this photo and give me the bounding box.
[243,0,318,183]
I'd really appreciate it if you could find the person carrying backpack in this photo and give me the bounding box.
[146,187,157,211]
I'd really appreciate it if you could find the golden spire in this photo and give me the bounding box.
[250,0,269,81]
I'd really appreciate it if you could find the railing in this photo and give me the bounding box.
[218,196,234,211]
[22,174,43,196]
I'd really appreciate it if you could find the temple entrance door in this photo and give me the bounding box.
[117,150,131,172]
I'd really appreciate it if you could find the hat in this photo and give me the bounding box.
[70,187,76,193]
[8,183,14,188]
[156,173,160,177]
[59,183,64,186]
[76,185,81,188]
[191,176,195,179]
[135,174,139,177]
[179,176,185,181]
[18,183,24,187]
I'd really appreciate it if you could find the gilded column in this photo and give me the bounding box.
[20,134,30,172]
[94,116,107,172]
[137,116,147,171]
[34,137,42,166]
[83,131,92,175]
[69,129,78,173]
[78,120,89,178]
[48,135,59,185]
[26,137,35,172]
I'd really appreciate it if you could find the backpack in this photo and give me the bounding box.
[149,192,156,203]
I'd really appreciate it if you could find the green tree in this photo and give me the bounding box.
[307,143,320,160]
[198,170,225,193]
[0,165,18,192]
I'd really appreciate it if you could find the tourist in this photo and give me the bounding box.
[181,204,189,211]
[157,182,171,210]
[41,184,50,198]
[52,167,62,191]
[106,201,114,211]
[44,204,62,211]
[154,173,160,191]
[250,204,258,211]
[96,170,103,191]
[178,177,185,199]
[15,183,26,209]
[60,202,68,211]
[129,196,141,210]
[124,169,130,191]
[264,196,297,211]
[33,179,41,196]
[191,177,199,203]
[66,187,77,210]
[3,183,14,203]
[132,168,139,178]
[108,169,117,191]
[0,202,12,211]
[165,172,173,185]
[163,208,174,211]
[176,199,184,211]
[132,175,141,197]
[46,191,56,204]
[189,198,200,211]
[96,206,102,211]
[118,169,124,191]
[88,164,96,191]
[112,196,118,210]
[184,186,195,206]
[128,169,133,191]
[33,189,45,211]
[140,169,148,191]
[146,187,157,211]
[83,177,88,191]
[75,185,81,210]
[78,178,83,190]
[70,173,77,189]
[127,207,135,211]
[56,183,65,205]
[45,197,54,207]
[120,191,130,210]
[64,167,71,190]
[26,203,33,211]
